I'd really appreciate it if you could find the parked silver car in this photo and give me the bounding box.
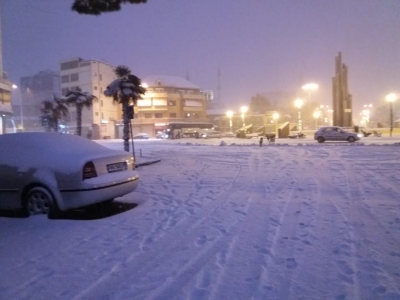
[133,133,150,139]
[0,133,139,217]
[314,126,361,143]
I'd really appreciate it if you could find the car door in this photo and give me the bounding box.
[323,128,336,140]
[331,127,346,141]
[0,164,25,209]
[336,128,348,141]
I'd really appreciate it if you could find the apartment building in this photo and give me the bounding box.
[11,70,60,132]
[0,74,12,134]
[60,57,118,139]
[0,10,12,134]
[129,75,208,137]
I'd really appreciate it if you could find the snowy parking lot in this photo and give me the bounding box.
[1,139,400,300]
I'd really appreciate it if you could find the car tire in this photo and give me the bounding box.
[348,136,356,143]
[317,137,325,143]
[23,186,58,218]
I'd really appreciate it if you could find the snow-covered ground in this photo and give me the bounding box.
[1,138,400,300]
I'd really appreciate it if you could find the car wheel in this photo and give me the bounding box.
[24,186,57,217]
[348,136,356,143]
[317,137,325,143]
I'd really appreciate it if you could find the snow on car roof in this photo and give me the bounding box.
[0,132,128,173]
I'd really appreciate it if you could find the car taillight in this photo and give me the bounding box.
[83,161,97,180]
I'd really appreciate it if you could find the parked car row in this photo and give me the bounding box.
[141,127,361,143]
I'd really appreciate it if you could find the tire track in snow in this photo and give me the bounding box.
[71,148,248,300]
[337,152,400,297]
[250,147,322,299]
[137,148,242,242]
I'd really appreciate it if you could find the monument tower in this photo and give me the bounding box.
[332,52,352,127]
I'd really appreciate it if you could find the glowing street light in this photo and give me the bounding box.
[361,104,373,127]
[240,106,248,127]
[226,110,233,133]
[294,98,304,132]
[302,83,319,91]
[313,110,321,130]
[272,112,280,134]
[302,83,319,103]
[386,93,397,137]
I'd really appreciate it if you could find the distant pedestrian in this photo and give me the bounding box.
[259,137,263,147]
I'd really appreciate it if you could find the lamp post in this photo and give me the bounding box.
[386,93,397,137]
[12,84,23,131]
[361,104,373,127]
[272,112,279,134]
[226,110,233,133]
[240,106,248,127]
[302,83,319,103]
[313,110,321,130]
[294,98,304,132]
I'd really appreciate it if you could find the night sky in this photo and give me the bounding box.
[2,0,399,114]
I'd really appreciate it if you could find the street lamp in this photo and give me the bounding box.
[12,84,23,131]
[240,106,248,127]
[386,93,397,137]
[294,98,304,132]
[361,104,373,127]
[313,110,321,130]
[226,110,233,133]
[302,83,319,102]
[272,112,280,134]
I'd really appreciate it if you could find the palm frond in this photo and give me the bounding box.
[115,65,131,77]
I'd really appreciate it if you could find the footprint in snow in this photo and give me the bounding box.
[286,258,297,269]
[234,210,247,216]
[196,235,207,246]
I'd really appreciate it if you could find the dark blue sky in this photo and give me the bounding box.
[2,0,399,114]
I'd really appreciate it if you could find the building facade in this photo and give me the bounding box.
[60,57,118,139]
[12,70,60,132]
[0,7,13,134]
[0,74,12,134]
[128,75,209,137]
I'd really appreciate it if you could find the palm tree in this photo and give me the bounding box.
[40,100,54,132]
[64,87,97,136]
[40,96,69,132]
[104,65,146,152]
